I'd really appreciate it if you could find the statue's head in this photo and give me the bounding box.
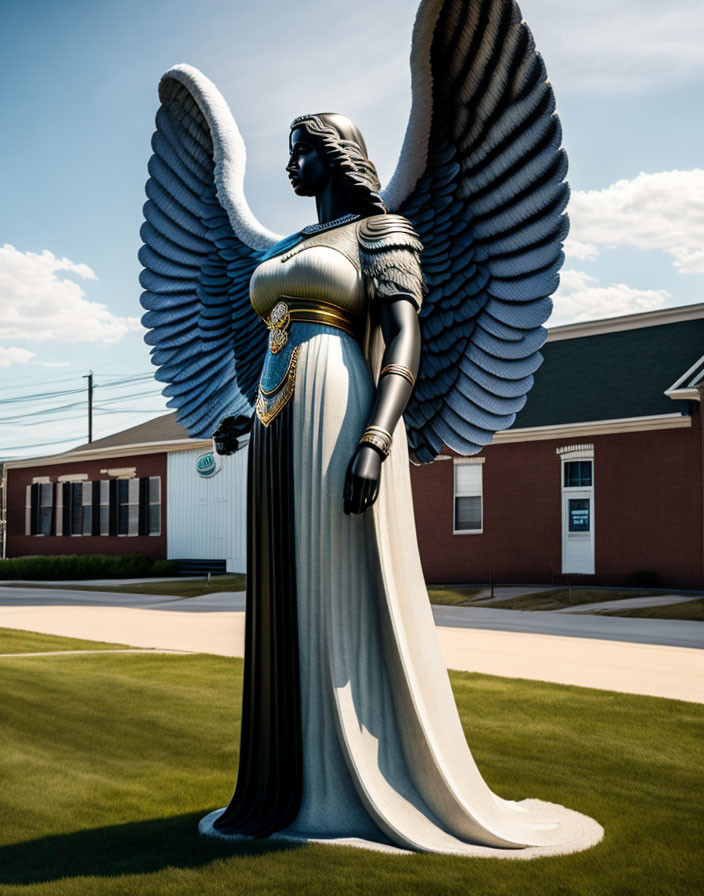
[287,113,386,216]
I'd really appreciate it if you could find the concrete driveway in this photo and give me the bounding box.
[1,586,702,704]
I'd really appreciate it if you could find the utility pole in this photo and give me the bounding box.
[83,371,94,443]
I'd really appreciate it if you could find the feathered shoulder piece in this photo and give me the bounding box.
[358,214,425,309]
[358,214,423,253]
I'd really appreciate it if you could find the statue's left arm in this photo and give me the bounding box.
[343,299,420,514]
[344,215,424,515]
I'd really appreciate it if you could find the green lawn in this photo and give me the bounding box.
[0,627,128,654]
[596,598,704,622]
[1,575,247,598]
[427,585,483,605]
[474,588,657,611]
[0,630,701,895]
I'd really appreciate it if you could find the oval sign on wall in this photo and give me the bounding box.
[196,451,222,478]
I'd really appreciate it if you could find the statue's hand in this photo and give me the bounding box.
[343,445,382,515]
[213,414,252,456]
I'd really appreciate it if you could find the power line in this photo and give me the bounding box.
[0,435,80,452]
[0,386,86,406]
[0,371,158,401]
[93,407,169,414]
[0,402,87,424]
[22,414,90,427]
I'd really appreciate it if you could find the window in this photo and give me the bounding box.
[148,477,161,535]
[564,460,592,488]
[453,461,483,533]
[27,475,161,538]
[118,479,140,536]
[39,484,54,535]
[568,498,590,532]
[27,483,55,536]
[67,482,92,535]
[81,482,92,535]
[99,480,110,535]
[25,485,31,536]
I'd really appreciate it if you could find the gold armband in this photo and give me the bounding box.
[359,425,393,459]
[379,364,415,387]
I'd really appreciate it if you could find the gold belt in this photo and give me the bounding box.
[262,297,359,354]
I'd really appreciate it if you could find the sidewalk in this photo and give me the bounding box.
[1,586,702,704]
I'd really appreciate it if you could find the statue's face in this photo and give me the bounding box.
[287,127,330,197]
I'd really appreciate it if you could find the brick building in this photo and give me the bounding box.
[411,303,704,589]
[2,415,248,571]
[3,303,703,588]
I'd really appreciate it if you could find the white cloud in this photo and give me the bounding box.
[0,347,36,368]
[552,269,670,326]
[39,361,71,368]
[529,0,704,93]
[0,244,140,344]
[566,169,704,274]
[564,239,599,262]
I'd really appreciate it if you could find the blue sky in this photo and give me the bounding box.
[1,0,702,458]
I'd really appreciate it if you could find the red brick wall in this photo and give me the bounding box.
[410,410,703,589]
[6,453,167,560]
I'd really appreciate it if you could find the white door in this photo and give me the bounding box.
[561,459,595,574]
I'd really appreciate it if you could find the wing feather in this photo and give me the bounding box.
[384,0,568,461]
[140,65,282,436]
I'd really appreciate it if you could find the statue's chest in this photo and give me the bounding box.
[249,229,366,321]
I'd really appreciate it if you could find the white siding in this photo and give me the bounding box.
[166,445,248,571]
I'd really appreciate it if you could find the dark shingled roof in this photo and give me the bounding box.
[69,412,191,453]
[5,413,196,467]
[512,316,704,429]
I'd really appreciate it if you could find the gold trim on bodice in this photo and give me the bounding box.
[277,296,360,338]
[255,346,300,426]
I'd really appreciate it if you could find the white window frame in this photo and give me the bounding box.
[452,458,484,535]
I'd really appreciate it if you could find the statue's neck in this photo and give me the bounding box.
[315,178,353,224]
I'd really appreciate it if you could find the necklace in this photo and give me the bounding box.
[301,213,360,236]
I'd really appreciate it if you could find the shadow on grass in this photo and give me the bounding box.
[0,811,303,885]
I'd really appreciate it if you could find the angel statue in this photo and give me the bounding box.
[140,0,602,857]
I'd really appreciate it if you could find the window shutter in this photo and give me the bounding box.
[30,483,40,535]
[138,478,149,536]
[50,483,57,535]
[91,481,101,536]
[62,483,71,535]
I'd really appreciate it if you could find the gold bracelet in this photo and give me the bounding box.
[359,425,393,459]
[379,364,415,387]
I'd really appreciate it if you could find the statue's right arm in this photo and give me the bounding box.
[213,413,253,456]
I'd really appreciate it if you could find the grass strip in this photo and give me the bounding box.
[594,598,704,622]
[1,575,247,598]
[427,585,483,605]
[474,588,658,611]
[0,626,128,654]
[0,636,701,895]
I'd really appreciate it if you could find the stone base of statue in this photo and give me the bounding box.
[199,805,603,860]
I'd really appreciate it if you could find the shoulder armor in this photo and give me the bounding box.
[358,214,423,254]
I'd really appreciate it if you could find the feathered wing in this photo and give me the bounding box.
[382,0,569,463]
[140,64,283,437]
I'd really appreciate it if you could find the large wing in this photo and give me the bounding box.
[140,64,282,437]
[383,0,569,463]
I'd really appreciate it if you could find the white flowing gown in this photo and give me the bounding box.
[201,217,603,858]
